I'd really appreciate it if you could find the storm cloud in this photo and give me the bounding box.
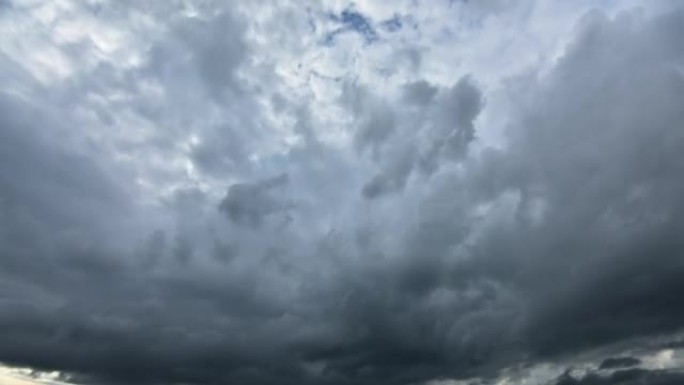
[1,1,684,385]
[553,368,684,385]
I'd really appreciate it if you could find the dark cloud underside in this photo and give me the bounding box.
[1,2,684,385]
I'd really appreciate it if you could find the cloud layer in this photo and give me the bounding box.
[1,1,684,384]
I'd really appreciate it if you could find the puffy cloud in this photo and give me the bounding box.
[1,1,684,385]
[355,75,483,199]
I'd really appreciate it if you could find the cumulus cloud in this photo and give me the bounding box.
[355,75,483,199]
[1,1,684,385]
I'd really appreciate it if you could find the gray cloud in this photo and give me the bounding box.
[357,75,483,199]
[599,357,641,370]
[219,173,293,227]
[1,2,684,385]
[554,368,684,385]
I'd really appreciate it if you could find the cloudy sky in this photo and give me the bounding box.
[2,0,684,384]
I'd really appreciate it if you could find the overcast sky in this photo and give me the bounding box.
[2,1,684,384]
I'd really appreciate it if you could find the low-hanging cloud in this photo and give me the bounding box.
[1,1,684,385]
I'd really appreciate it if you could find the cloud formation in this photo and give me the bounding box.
[1,1,684,384]
[553,368,684,385]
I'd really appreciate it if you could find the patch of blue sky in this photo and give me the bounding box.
[324,9,379,45]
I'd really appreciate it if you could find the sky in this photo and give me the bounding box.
[1,0,684,384]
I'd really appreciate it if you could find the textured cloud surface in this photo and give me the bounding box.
[2,1,684,384]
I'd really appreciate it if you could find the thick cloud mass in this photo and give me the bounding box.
[2,1,684,384]
[599,357,641,370]
[553,368,684,385]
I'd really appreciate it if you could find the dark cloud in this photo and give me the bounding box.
[554,368,684,385]
[2,3,684,385]
[219,173,293,227]
[502,9,684,358]
[598,357,641,370]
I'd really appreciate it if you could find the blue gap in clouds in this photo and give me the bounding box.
[325,9,379,45]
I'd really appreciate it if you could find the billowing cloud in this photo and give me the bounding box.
[1,1,684,385]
